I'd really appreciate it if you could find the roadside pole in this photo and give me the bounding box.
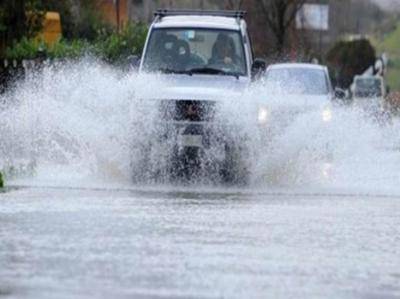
[0,171,4,189]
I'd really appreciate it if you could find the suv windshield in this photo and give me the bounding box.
[142,28,247,76]
[264,68,329,95]
[355,78,382,98]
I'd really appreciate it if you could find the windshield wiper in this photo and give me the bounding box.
[158,67,240,79]
[158,68,192,76]
[187,67,240,79]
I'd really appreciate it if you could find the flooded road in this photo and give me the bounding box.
[1,186,399,299]
[1,61,400,298]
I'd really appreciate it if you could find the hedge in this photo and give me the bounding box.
[4,22,148,63]
[326,39,376,89]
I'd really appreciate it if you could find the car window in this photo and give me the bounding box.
[264,68,329,95]
[354,78,382,98]
[142,28,247,76]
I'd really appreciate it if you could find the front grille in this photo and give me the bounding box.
[160,100,216,122]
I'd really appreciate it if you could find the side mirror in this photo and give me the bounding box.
[127,55,141,70]
[251,58,266,79]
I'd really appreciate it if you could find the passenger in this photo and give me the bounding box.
[160,34,178,66]
[175,39,191,70]
[209,34,237,70]
[145,33,178,70]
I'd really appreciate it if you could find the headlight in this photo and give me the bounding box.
[322,108,332,122]
[258,106,269,125]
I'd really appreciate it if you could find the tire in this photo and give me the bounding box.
[130,142,152,184]
[220,143,249,186]
[168,146,202,183]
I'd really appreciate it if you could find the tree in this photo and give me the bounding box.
[257,0,306,57]
[224,0,244,10]
[0,0,75,56]
[326,39,376,89]
[71,0,109,40]
[0,0,44,56]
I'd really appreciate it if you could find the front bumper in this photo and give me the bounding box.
[156,120,226,148]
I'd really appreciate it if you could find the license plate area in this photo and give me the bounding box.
[180,134,203,148]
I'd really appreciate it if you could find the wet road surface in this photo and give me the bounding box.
[1,186,400,299]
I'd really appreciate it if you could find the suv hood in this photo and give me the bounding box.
[138,74,250,101]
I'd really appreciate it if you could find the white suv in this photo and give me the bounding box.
[352,75,386,110]
[133,10,265,183]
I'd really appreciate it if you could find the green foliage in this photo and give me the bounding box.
[73,1,110,41]
[5,37,46,60]
[386,58,400,92]
[374,21,400,91]
[326,39,376,89]
[4,22,148,63]
[0,0,44,57]
[95,23,148,63]
[0,0,106,56]
[24,0,47,37]
[5,37,89,60]
[48,39,91,59]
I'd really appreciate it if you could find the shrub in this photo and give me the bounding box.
[94,22,148,63]
[3,22,148,63]
[326,39,376,89]
[48,39,91,59]
[5,37,47,60]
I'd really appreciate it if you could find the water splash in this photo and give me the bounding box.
[1,59,138,184]
[1,59,399,193]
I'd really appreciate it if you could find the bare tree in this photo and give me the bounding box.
[224,0,244,10]
[258,0,306,56]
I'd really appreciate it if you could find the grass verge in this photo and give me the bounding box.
[374,22,400,92]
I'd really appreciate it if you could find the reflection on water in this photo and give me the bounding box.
[1,187,399,299]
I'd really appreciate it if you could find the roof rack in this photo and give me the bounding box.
[154,9,246,19]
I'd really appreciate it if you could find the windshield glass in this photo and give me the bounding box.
[264,68,329,95]
[355,78,382,98]
[142,28,247,76]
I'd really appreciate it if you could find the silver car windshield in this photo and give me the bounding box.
[264,68,329,95]
[142,28,247,76]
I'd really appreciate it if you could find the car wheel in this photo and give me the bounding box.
[220,143,249,186]
[168,146,202,183]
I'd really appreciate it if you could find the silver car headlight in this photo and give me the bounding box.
[258,106,269,125]
[322,107,332,122]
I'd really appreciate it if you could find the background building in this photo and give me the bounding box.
[97,0,129,30]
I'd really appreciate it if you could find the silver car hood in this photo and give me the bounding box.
[264,94,331,111]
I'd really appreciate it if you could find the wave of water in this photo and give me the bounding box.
[1,59,399,193]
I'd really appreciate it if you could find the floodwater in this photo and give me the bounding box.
[1,186,400,299]
[1,60,400,298]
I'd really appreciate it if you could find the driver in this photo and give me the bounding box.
[209,34,237,69]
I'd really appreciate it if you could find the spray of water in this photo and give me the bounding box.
[1,59,137,185]
[1,59,399,193]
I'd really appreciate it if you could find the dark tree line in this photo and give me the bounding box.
[326,39,376,89]
[0,0,41,55]
[0,0,108,57]
[1,0,388,62]
[223,0,307,58]
[258,0,306,56]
